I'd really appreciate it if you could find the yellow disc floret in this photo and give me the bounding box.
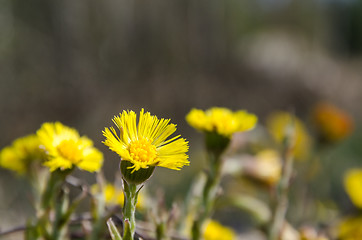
[57,139,82,164]
[129,138,158,163]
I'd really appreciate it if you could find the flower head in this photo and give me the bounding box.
[103,109,189,174]
[203,220,236,240]
[186,107,257,137]
[37,122,103,172]
[267,111,311,160]
[312,102,354,143]
[244,149,282,186]
[0,134,44,175]
[344,168,362,208]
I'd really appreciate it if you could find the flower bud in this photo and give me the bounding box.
[120,160,155,185]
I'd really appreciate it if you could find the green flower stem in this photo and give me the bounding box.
[41,170,65,210]
[122,179,139,240]
[156,222,167,240]
[269,123,296,240]
[51,188,69,240]
[36,169,72,240]
[107,218,123,240]
[89,173,107,240]
[192,148,223,240]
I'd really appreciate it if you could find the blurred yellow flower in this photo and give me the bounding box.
[203,220,236,240]
[103,109,189,173]
[338,216,362,240]
[312,102,354,143]
[186,107,257,137]
[0,134,43,175]
[267,111,311,160]
[344,169,362,208]
[249,149,282,185]
[37,122,103,172]
[91,183,144,209]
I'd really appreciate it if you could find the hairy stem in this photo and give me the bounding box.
[122,180,138,240]
[269,121,296,240]
[192,149,223,240]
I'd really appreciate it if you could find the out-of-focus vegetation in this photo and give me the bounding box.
[1,0,362,239]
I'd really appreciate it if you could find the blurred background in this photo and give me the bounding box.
[1,0,362,237]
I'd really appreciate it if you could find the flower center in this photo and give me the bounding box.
[57,139,82,163]
[129,138,157,163]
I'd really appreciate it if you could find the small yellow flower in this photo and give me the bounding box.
[344,169,362,208]
[267,111,311,160]
[103,109,189,173]
[247,149,282,185]
[338,216,362,240]
[203,220,236,240]
[312,102,354,143]
[37,122,103,172]
[91,183,144,209]
[0,134,43,175]
[186,107,257,137]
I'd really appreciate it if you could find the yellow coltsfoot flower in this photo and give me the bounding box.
[103,109,189,183]
[344,168,362,208]
[203,220,236,240]
[37,122,103,172]
[0,134,44,175]
[267,111,312,160]
[243,149,282,186]
[186,107,258,137]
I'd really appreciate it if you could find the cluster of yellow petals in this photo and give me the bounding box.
[312,102,354,142]
[203,220,236,240]
[0,134,43,175]
[37,122,103,172]
[344,168,362,209]
[186,107,258,137]
[266,111,312,160]
[103,109,189,172]
[252,149,282,185]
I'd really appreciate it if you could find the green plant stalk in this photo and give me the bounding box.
[192,149,223,240]
[51,188,69,240]
[35,169,73,240]
[269,125,295,240]
[156,222,167,240]
[89,173,107,240]
[107,218,123,240]
[122,179,138,240]
[36,170,67,240]
[269,154,293,240]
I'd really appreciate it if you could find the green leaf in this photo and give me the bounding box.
[122,219,132,240]
[107,218,123,240]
